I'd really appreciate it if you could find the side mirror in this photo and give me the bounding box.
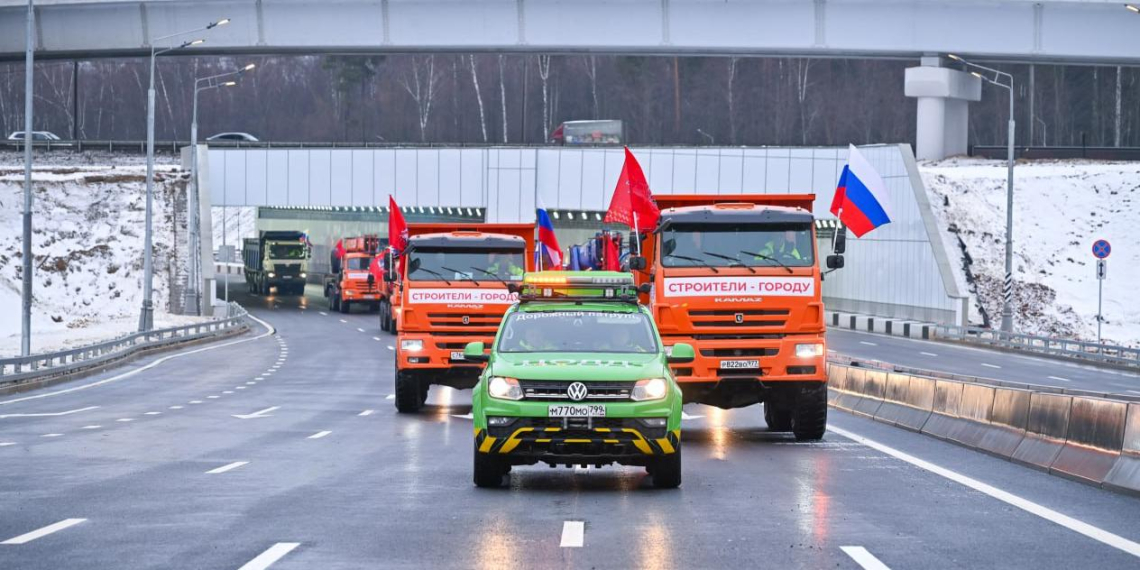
[826,255,845,270]
[667,342,695,364]
[463,341,489,362]
[367,273,375,287]
[629,256,647,271]
[832,226,847,255]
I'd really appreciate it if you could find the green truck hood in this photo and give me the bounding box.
[489,352,667,381]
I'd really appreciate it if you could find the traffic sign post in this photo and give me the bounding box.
[1092,239,1110,343]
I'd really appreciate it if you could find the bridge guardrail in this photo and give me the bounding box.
[0,302,250,386]
[932,325,1140,370]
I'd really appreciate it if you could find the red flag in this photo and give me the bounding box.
[603,234,620,271]
[604,147,660,232]
[388,195,409,253]
[368,254,384,282]
[333,239,346,260]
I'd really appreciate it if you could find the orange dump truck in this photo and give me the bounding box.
[632,194,844,440]
[390,223,535,413]
[325,235,383,314]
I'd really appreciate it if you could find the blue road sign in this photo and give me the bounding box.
[1092,239,1111,259]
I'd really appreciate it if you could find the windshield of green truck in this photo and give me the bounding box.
[269,244,307,259]
[497,311,657,353]
[408,248,525,281]
[661,222,815,268]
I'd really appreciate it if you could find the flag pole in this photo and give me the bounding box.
[632,211,641,257]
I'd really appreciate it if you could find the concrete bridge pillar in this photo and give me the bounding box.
[905,56,982,160]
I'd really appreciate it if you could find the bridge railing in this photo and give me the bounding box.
[0,303,250,386]
[932,325,1140,369]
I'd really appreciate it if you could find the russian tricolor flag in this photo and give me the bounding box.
[536,208,562,269]
[830,145,892,237]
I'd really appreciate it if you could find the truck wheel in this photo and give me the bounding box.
[380,301,389,331]
[339,299,351,314]
[792,384,828,441]
[764,404,793,432]
[394,369,423,414]
[473,438,507,488]
[261,279,270,296]
[650,443,682,489]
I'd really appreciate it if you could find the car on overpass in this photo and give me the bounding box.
[7,130,67,145]
[464,271,694,488]
[207,132,260,142]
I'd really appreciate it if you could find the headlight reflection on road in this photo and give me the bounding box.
[708,407,729,460]
[476,517,518,570]
[795,455,833,544]
[636,513,673,570]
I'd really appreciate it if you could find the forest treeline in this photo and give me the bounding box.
[1,54,1137,149]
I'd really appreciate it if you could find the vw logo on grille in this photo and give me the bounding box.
[461,315,470,325]
[734,312,745,324]
[566,382,588,401]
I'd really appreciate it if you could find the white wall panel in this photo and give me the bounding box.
[309,150,332,206]
[329,151,353,206]
[350,150,375,206]
[265,151,289,207]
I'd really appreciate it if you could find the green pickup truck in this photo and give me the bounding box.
[464,271,694,489]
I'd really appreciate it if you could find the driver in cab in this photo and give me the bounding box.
[757,230,804,262]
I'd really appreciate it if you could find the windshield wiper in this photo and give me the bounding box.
[702,250,756,274]
[739,250,794,274]
[470,266,508,287]
[664,253,719,273]
[442,266,478,285]
[412,266,452,285]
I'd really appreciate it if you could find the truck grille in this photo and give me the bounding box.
[689,308,789,329]
[518,380,636,401]
[427,312,502,333]
[699,348,778,357]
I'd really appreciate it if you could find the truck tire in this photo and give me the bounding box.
[339,299,351,314]
[394,367,424,413]
[473,438,507,488]
[792,384,828,441]
[651,443,682,489]
[379,301,389,331]
[764,403,793,432]
[261,279,270,296]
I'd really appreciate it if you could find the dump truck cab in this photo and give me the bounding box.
[634,194,837,441]
[325,235,383,314]
[391,224,535,413]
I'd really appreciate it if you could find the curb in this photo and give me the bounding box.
[826,311,934,340]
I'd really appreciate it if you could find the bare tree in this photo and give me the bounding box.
[726,57,738,144]
[468,55,488,143]
[793,58,816,145]
[498,55,509,143]
[398,55,439,142]
[581,55,599,117]
[538,55,552,140]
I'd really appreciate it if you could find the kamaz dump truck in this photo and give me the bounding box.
[243,231,311,296]
[389,223,535,413]
[325,235,383,313]
[630,194,844,440]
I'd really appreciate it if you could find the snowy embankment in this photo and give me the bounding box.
[920,158,1139,347]
[0,154,201,357]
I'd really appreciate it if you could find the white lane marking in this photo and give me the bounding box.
[238,542,301,570]
[373,337,382,341]
[1047,376,1072,383]
[206,461,249,474]
[189,400,204,404]
[237,386,247,390]
[208,396,220,399]
[232,406,279,420]
[981,363,1001,369]
[339,319,348,323]
[0,406,99,419]
[859,341,878,346]
[81,425,101,430]
[386,346,394,351]
[920,351,938,357]
[451,413,474,420]
[169,405,184,410]
[307,430,332,440]
[116,418,133,423]
[358,409,375,417]
[41,433,63,437]
[1,518,87,545]
[246,382,257,385]
[829,425,1140,558]
[841,546,891,570]
[357,328,365,333]
[560,521,585,548]
[385,394,395,400]
[319,312,328,316]
[144,411,161,415]
[0,313,277,406]
[224,391,234,394]
[681,411,704,420]
[0,442,16,446]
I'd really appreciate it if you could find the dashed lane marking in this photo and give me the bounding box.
[1,518,87,545]
[319,312,328,316]
[238,542,301,570]
[358,410,375,416]
[859,341,878,346]
[246,382,257,385]
[81,425,101,430]
[41,434,63,438]
[116,418,133,423]
[560,521,585,548]
[829,425,1140,559]
[373,337,382,341]
[1047,376,1072,383]
[981,363,1001,369]
[224,391,234,394]
[920,352,938,357]
[206,461,249,475]
[169,406,184,410]
[307,431,332,440]
[385,394,395,400]
[236,387,247,390]
[144,411,161,415]
[189,400,204,404]
[841,546,891,570]
[357,328,366,333]
[0,406,99,419]
[208,395,221,399]
[339,319,348,323]
[387,346,395,351]
[0,442,16,446]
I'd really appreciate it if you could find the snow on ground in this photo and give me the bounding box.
[212,205,257,251]
[0,157,203,357]
[920,157,1140,347]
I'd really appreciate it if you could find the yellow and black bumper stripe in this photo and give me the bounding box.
[477,426,680,456]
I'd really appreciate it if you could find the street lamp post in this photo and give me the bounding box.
[138,18,228,332]
[20,0,34,356]
[187,63,253,315]
[950,54,1016,333]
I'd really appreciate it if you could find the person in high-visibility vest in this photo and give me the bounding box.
[757,231,804,262]
[487,252,525,279]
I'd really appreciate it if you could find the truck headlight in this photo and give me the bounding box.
[631,378,668,401]
[488,377,523,401]
[795,343,824,358]
[267,272,276,278]
[400,339,424,352]
[300,272,307,279]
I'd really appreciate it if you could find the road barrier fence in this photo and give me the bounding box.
[933,325,1140,370]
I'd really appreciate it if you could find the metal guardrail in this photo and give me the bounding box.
[0,302,250,385]
[931,325,1140,369]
